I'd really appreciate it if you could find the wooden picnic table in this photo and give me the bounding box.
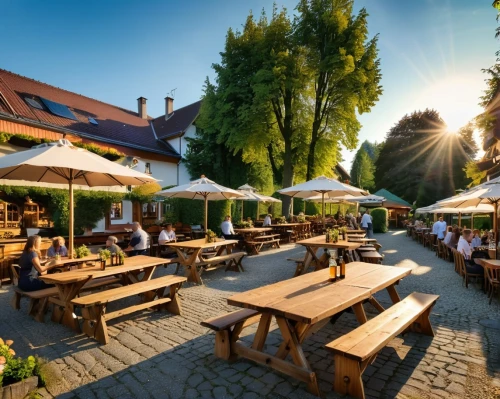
[346,229,366,234]
[225,262,412,396]
[39,255,168,331]
[348,237,378,244]
[295,235,361,276]
[166,239,240,284]
[43,255,100,271]
[233,227,273,237]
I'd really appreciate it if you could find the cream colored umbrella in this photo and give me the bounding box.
[0,139,157,257]
[237,184,281,220]
[155,175,245,231]
[278,176,367,228]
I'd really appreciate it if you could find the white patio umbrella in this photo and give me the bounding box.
[155,175,245,231]
[278,176,367,228]
[237,184,281,220]
[0,139,157,257]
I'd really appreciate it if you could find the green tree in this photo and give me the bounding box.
[350,147,375,191]
[296,0,382,181]
[374,109,475,207]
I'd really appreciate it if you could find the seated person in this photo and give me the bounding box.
[471,229,481,249]
[443,226,453,246]
[125,222,149,256]
[106,236,122,254]
[263,214,272,226]
[481,231,490,246]
[220,215,241,240]
[18,235,53,292]
[159,223,176,244]
[457,229,483,274]
[47,236,68,257]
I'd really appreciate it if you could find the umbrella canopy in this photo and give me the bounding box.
[0,139,157,256]
[236,184,281,220]
[155,175,245,230]
[429,204,494,214]
[278,176,367,227]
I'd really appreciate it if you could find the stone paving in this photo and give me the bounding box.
[1,230,500,398]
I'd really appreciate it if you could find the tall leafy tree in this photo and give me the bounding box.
[350,147,375,191]
[296,0,382,180]
[375,109,475,207]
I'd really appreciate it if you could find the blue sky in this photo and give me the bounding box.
[0,0,498,170]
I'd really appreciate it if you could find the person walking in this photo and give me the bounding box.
[361,210,373,238]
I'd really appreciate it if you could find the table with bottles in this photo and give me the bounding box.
[295,235,361,276]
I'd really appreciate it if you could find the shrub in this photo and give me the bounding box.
[0,338,40,388]
[371,208,388,233]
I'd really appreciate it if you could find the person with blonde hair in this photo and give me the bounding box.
[47,236,68,257]
[18,235,53,291]
[106,236,122,254]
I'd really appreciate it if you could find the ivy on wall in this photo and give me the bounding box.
[0,185,124,235]
[0,132,125,160]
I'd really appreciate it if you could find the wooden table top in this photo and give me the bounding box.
[296,236,361,250]
[233,227,273,233]
[166,238,238,249]
[228,262,411,324]
[44,255,99,269]
[477,258,500,268]
[269,223,310,227]
[39,255,168,284]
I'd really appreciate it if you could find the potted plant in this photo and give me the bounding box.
[340,226,348,241]
[205,229,217,243]
[98,249,111,269]
[239,220,253,229]
[277,216,287,225]
[330,229,339,243]
[0,338,41,399]
[297,215,306,223]
[118,251,126,265]
[74,244,90,259]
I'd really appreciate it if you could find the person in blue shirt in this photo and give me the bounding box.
[47,236,68,257]
[18,235,53,292]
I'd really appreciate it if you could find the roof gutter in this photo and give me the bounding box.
[0,113,181,158]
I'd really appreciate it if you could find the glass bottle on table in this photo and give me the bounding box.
[328,250,337,282]
[339,256,346,279]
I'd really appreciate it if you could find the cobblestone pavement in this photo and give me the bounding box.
[1,230,500,398]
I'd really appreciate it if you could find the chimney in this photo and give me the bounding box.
[137,97,147,119]
[165,96,174,119]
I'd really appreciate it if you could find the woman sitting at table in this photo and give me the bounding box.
[18,235,53,292]
[471,229,482,249]
[47,236,68,257]
[443,226,453,246]
[106,236,122,254]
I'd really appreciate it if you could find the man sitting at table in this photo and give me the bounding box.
[125,222,149,256]
[221,215,241,240]
[159,223,176,244]
[106,236,122,254]
[471,229,482,249]
[47,236,68,257]
[457,229,484,274]
[263,214,272,226]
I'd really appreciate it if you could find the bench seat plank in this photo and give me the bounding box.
[72,275,186,307]
[326,292,439,361]
[201,308,259,331]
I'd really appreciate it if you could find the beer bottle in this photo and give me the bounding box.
[339,257,346,279]
[328,250,337,282]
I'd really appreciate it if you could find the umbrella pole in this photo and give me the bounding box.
[495,202,498,248]
[68,174,74,259]
[256,201,259,221]
[204,196,208,233]
[458,212,461,228]
[471,214,474,230]
[322,192,325,231]
[241,200,244,221]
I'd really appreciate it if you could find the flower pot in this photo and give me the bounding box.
[0,376,38,399]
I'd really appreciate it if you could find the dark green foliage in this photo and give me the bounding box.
[371,208,388,233]
[374,109,476,207]
[0,185,124,235]
[472,215,491,230]
[350,147,375,191]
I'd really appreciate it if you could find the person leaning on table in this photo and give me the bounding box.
[457,229,484,274]
[221,215,241,240]
[47,236,68,257]
[106,236,122,254]
[18,235,54,292]
[125,221,149,256]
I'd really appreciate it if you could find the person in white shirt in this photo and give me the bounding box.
[263,214,272,227]
[159,223,176,245]
[360,210,373,238]
[457,228,484,274]
[221,215,239,239]
[434,217,447,240]
[125,222,149,256]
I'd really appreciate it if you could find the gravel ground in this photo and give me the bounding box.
[0,230,499,399]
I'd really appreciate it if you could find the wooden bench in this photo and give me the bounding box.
[197,252,245,273]
[201,309,261,360]
[11,276,122,323]
[246,236,280,255]
[72,275,186,344]
[325,292,439,399]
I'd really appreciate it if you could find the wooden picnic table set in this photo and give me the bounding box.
[11,255,185,344]
[202,261,439,399]
[234,227,281,255]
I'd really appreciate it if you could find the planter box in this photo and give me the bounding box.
[0,376,38,399]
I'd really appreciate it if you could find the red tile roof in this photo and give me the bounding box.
[0,69,180,157]
[152,100,202,139]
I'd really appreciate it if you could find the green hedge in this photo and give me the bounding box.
[371,208,388,233]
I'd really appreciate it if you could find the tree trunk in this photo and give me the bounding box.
[282,138,294,217]
[306,95,324,181]
[306,137,318,181]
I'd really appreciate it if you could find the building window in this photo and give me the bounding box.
[145,162,151,174]
[110,202,123,220]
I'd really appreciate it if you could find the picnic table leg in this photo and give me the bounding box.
[51,279,90,332]
[164,283,183,315]
[174,248,203,285]
[81,304,109,345]
[351,302,368,324]
[386,284,401,304]
[275,316,320,396]
[127,265,157,284]
[251,313,272,350]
